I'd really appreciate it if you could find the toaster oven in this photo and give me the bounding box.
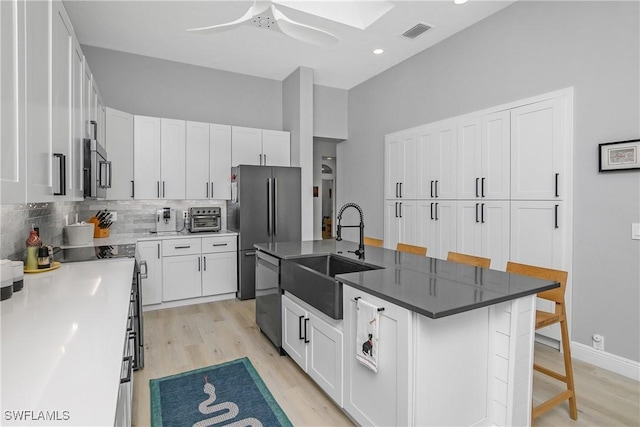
[188,207,221,232]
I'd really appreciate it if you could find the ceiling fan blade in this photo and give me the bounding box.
[187,1,270,33]
[272,6,338,46]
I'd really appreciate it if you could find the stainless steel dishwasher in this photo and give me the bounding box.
[255,250,284,353]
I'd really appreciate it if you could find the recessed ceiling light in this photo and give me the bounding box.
[373,48,384,55]
[454,0,468,4]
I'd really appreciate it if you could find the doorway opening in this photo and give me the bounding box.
[313,139,338,240]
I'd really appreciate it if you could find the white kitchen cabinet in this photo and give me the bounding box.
[160,118,186,199]
[383,199,417,250]
[343,285,413,427]
[511,97,564,200]
[133,115,161,199]
[456,200,510,270]
[82,60,93,139]
[106,108,134,199]
[510,200,566,341]
[231,126,290,166]
[457,111,510,200]
[71,38,84,199]
[51,0,73,197]
[136,240,162,306]
[416,200,457,260]
[185,122,232,200]
[162,237,202,302]
[282,293,343,406]
[0,0,27,204]
[201,235,237,296]
[384,131,416,200]
[416,122,457,200]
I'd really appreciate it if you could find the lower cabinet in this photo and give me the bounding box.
[342,285,413,427]
[160,235,237,303]
[282,293,343,406]
[136,240,162,306]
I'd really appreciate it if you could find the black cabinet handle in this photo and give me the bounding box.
[555,173,559,198]
[206,182,209,198]
[435,203,439,221]
[475,203,479,223]
[435,180,439,198]
[197,256,201,271]
[481,203,485,223]
[174,245,191,249]
[395,182,398,198]
[555,204,559,229]
[203,256,207,271]
[399,182,402,198]
[430,202,434,220]
[475,178,479,198]
[156,181,160,198]
[304,318,310,343]
[430,180,434,198]
[157,243,160,259]
[399,202,402,218]
[162,181,166,198]
[210,182,214,199]
[212,243,228,247]
[131,180,135,198]
[481,178,485,198]
[53,153,66,196]
[298,315,304,340]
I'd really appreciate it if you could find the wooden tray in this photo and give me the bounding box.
[24,261,61,274]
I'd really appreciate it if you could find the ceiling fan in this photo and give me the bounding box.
[187,0,339,46]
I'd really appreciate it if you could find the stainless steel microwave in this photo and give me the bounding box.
[83,121,111,199]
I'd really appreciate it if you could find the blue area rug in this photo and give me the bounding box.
[150,357,292,427]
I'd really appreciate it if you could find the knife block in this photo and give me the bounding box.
[88,217,110,238]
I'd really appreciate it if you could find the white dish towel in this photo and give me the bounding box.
[355,298,380,373]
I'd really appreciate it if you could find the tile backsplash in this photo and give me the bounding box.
[0,199,227,260]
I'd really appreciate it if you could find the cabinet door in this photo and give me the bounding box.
[457,117,482,200]
[201,251,237,296]
[137,240,162,306]
[482,110,510,200]
[399,132,416,199]
[456,200,483,260]
[510,201,565,340]
[282,294,308,370]
[162,254,202,302]
[82,60,93,139]
[433,200,457,260]
[209,124,232,199]
[398,200,417,246]
[511,98,563,200]
[185,121,210,199]
[133,116,161,199]
[384,200,401,250]
[70,39,84,199]
[416,126,434,199]
[481,201,510,271]
[1,0,26,203]
[231,126,262,166]
[262,130,290,167]
[160,118,186,199]
[51,0,73,198]
[24,0,52,202]
[435,123,458,199]
[307,311,343,406]
[106,108,134,200]
[343,286,412,427]
[384,132,401,199]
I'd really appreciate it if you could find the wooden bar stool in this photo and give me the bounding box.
[506,261,578,424]
[446,251,491,268]
[396,243,427,256]
[363,236,383,247]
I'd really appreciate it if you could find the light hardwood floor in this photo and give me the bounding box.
[133,299,639,426]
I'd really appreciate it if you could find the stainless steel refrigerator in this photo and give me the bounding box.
[227,165,301,300]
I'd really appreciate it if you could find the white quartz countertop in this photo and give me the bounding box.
[0,258,135,426]
[61,230,238,248]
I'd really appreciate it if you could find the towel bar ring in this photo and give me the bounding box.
[353,297,385,312]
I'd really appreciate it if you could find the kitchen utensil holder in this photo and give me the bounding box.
[88,216,110,238]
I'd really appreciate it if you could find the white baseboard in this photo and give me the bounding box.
[571,341,640,381]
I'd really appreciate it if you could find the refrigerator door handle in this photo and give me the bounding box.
[273,177,278,236]
[267,178,272,236]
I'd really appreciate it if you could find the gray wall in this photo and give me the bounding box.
[342,1,640,362]
[313,85,348,140]
[82,46,283,130]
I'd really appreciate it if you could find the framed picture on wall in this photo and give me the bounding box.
[599,139,640,172]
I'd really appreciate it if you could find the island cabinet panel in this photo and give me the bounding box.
[343,286,413,427]
[413,307,490,426]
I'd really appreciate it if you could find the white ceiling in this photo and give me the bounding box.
[64,0,514,90]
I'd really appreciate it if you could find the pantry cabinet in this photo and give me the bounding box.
[282,293,343,406]
[185,122,232,200]
[384,131,416,199]
[384,200,417,250]
[231,126,290,166]
[105,108,134,199]
[416,122,457,200]
[137,240,162,306]
[343,285,413,427]
[416,200,457,260]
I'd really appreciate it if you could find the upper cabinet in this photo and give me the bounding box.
[133,115,162,199]
[160,118,186,199]
[185,122,231,200]
[384,131,416,200]
[416,122,457,200]
[231,126,290,167]
[511,98,564,200]
[105,108,134,200]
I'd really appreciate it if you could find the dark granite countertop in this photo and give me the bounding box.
[254,239,559,319]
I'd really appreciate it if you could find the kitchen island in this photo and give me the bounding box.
[255,239,559,427]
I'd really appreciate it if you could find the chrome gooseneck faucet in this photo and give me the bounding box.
[335,202,365,259]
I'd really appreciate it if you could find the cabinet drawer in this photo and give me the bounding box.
[201,235,237,253]
[162,238,201,256]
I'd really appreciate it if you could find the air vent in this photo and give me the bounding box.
[402,23,432,39]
